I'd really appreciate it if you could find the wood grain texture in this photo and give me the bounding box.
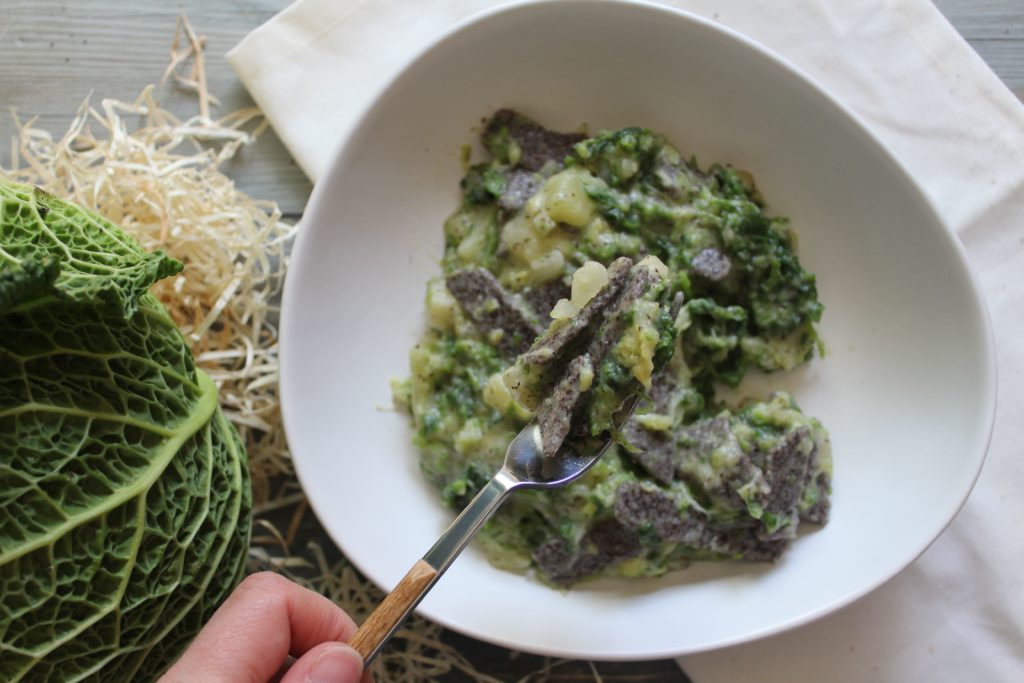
[0,0,311,215]
[349,559,438,662]
[934,0,1024,38]
[934,0,1024,100]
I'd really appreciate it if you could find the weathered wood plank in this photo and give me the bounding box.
[935,0,1024,101]
[955,37,1024,100]
[0,0,311,215]
[933,0,1024,39]
[1,1,1020,214]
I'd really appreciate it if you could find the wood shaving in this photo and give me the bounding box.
[3,27,289,503]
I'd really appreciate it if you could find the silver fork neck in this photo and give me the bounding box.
[421,471,519,574]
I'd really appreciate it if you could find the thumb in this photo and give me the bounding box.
[279,642,365,683]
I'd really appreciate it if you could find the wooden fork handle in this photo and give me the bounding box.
[348,476,514,664]
[349,559,438,663]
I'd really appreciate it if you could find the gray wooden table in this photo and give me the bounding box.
[2,2,1021,681]
[2,0,1021,222]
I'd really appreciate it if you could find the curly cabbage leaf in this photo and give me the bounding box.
[0,183,182,318]
[0,181,251,682]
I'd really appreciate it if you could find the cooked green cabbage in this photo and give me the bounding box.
[400,112,831,586]
[0,182,251,682]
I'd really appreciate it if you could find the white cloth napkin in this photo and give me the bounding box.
[228,1,1024,680]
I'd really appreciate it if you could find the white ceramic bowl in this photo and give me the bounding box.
[280,0,995,660]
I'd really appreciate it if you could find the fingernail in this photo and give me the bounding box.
[308,644,362,683]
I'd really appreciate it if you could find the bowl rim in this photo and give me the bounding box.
[281,0,998,659]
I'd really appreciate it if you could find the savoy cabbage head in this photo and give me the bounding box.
[0,181,251,681]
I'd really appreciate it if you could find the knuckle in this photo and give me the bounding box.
[237,571,290,596]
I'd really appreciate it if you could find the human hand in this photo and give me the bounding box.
[161,572,371,683]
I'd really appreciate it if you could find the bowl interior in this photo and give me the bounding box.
[281,0,994,659]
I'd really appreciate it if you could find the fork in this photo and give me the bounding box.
[348,415,625,664]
